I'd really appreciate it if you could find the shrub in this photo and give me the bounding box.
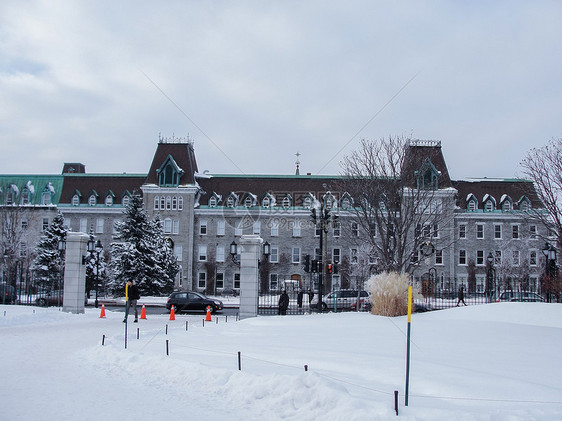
[366,272,419,316]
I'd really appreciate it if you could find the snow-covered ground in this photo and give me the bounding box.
[1,302,561,420]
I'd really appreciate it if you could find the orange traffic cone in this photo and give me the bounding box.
[99,303,106,318]
[205,306,212,322]
[140,304,147,320]
[169,305,176,321]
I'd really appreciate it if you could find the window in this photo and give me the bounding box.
[198,272,206,289]
[494,225,502,239]
[216,245,225,262]
[209,196,217,207]
[459,250,467,265]
[262,197,270,208]
[175,245,183,261]
[333,222,341,237]
[21,188,30,205]
[172,220,179,235]
[72,194,80,206]
[253,221,261,235]
[476,224,484,239]
[96,218,104,234]
[303,197,312,209]
[235,220,243,236]
[351,222,359,237]
[178,196,183,210]
[80,218,87,233]
[333,248,341,264]
[166,196,171,210]
[432,224,439,238]
[485,201,494,212]
[270,274,279,290]
[217,220,225,236]
[269,246,279,263]
[160,197,165,209]
[459,225,466,239]
[123,195,130,206]
[351,248,358,264]
[244,196,253,208]
[20,242,27,258]
[88,194,97,206]
[530,225,537,239]
[503,201,511,212]
[200,220,207,235]
[154,196,159,210]
[234,273,241,289]
[520,201,529,212]
[172,196,177,210]
[292,221,301,237]
[42,218,49,231]
[216,272,224,289]
[227,196,235,207]
[164,218,172,234]
[341,197,351,209]
[529,250,537,266]
[270,220,279,237]
[476,250,484,266]
[282,196,291,209]
[468,200,477,211]
[435,249,443,265]
[292,247,301,264]
[105,195,113,206]
[512,225,519,239]
[315,223,322,237]
[199,245,207,262]
[512,250,520,266]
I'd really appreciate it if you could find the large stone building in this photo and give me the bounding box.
[0,138,548,297]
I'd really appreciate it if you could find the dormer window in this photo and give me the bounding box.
[105,195,114,206]
[42,183,54,205]
[323,192,336,210]
[122,194,131,206]
[209,197,217,207]
[341,193,353,210]
[262,197,270,208]
[88,194,97,206]
[72,194,80,206]
[244,195,254,208]
[226,196,235,207]
[502,201,511,212]
[157,155,184,187]
[20,188,31,205]
[282,195,292,209]
[520,200,530,212]
[303,193,314,209]
[416,158,440,190]
[468,201,476,211]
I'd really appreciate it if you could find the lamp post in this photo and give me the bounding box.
[88,239,103,308]
[230,240,270,265]
[486,252,495,303]
[542,242,557,303]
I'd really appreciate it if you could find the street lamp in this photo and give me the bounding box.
[542,242,557,303]
[88,239,103,308]
[229,240,270,265]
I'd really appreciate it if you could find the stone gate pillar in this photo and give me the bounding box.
[62,232,89,314]
[239,235,262,319]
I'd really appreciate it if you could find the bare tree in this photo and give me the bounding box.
[339,136,455,274]
[520,137,562,248]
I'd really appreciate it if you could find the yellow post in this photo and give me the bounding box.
[405,285,412,406]
[408,286,412,322]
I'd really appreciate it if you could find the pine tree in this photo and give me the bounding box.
[32,213,67,291]
[109,193,177,296]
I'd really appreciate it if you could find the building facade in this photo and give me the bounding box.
[0,138,548,297]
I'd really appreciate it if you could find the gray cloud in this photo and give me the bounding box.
[1,0,560,179]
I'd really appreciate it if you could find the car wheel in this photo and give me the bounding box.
[321,302,327,311]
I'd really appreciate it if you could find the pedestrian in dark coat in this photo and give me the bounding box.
[123,280,141,322]
[297,289,304,309]
[278,290,290,315]
[456,285,467,306]
[308,289,314,304]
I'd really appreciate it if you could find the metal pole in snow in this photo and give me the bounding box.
[405,286,412,406]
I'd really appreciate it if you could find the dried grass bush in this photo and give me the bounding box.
[366,272,418,317]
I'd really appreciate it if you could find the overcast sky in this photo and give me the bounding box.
[1,1,560,180]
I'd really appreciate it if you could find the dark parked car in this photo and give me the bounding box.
[0,283,17,304]
[166,291,223,313]
[219,288,238,297]
[311,290,370,311]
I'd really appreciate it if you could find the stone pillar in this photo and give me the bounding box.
[239,235,262,319]
[62,232,89,314]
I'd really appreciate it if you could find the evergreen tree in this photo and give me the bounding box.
[32,213,67,291]
[109,193,177,296]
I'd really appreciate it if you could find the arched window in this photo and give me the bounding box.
[154,196,159,210]
[72,194,80,206]
[172,196,177,210]
[105,195,114,206]
[209,197,217,207]
[166,196,172,210]
[88,195,97,206]
[178,196,184,210]
[262,197,270,208]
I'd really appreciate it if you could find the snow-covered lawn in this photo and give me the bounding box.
[1,303,561,420]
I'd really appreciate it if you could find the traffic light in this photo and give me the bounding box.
[311,259,318,273]
[304,254,310,273]
[327,263,333,274]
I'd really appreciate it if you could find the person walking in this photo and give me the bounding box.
[278,290,289,315]
[308,288,314,305]
[297,289,304,310]
[123,280,141,322]
[456,285,467,306]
